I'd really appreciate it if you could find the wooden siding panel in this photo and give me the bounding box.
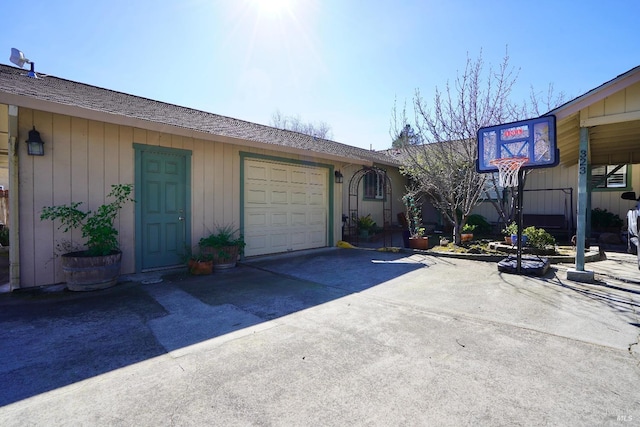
[213,141,225,224]
[191,138,205,250]
[32,110,55,286]
[118,126,135,274]
[50,114,72,283]
[88,120,106,208]
[626,83,640,111]
[604,91,626,116]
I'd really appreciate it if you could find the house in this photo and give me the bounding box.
[0,64,405,290]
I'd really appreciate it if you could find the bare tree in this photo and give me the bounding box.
[270,110,334,140]
[393,50,522,244]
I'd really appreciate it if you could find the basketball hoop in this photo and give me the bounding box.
[489,157,528,187]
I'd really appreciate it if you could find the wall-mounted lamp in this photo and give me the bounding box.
[334,170,344,184]
[26,126,45,156]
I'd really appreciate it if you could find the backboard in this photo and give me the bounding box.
[476,115,558,173]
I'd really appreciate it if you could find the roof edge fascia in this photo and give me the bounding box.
[549,65,640,121]
[0,92,375,167]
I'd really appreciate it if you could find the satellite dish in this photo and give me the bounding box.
[9,48,38,78]
[10,48,30,68]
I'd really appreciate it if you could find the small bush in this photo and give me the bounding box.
[0,227,8,246]
[591,208,623,230]
[523,226,556,250]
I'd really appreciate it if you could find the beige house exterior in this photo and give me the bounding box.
[0,64,405,289]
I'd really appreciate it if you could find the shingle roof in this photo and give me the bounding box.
[0,64,398,166]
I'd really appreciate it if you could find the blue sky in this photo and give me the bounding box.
[2,0,638,150]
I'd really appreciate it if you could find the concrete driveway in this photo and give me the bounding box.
[1,248,638,426]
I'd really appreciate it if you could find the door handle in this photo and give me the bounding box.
[178,216,185,221]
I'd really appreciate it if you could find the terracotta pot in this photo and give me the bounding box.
[409,236,429,250]
[460,233,473,242]
[188,259,213,275]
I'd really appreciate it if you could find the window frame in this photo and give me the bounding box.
[363,170,386,201]
[591,164,631,191]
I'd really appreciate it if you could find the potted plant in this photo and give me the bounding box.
[409,226,429,250]
[180,246,214,275]
[402,192,428,249]
[502,221,527,245]
[356,214,376,238]
[188,256,214,275]
[199,224,246,270]
[40,184,134,291]
[461,223,476,242]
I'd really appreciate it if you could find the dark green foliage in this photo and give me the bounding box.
[0,227,9,246]
[464,214,491,234]
[199,224,246,258]
[40,184,134,256]
[591,208,623,230]
[356,214,376,231]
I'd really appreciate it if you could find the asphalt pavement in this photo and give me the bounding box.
[0,247,639,426]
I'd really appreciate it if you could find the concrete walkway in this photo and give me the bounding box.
[0,248,638,426]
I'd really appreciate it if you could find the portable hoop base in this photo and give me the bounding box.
[489,157,528,187]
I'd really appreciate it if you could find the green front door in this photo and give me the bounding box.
[135,144,191,271]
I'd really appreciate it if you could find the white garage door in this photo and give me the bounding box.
[244,159,328,257]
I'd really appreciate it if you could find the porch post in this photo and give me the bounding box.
[567,127,594,282]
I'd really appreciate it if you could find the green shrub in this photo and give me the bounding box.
[523,226,556,250]
[0,227,8,246]
[502,222,518,236]
[465,214,490,234]
[591,208,623,230]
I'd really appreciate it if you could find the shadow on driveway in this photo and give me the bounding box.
[0,249,428,406]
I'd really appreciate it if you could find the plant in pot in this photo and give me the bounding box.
[181,246,214,275]
[461,223,476,242]
[402,191,428,250]
[502,221,527,245]
[199,224,246,270]
[356,214,376,238]
[40,184,134,291]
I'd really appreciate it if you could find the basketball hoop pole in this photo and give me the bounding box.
[516,169,526,274]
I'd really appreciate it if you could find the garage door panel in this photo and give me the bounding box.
[291,191,306,205]
[291,212,307,226]
[309,171,325,186]
[247,212,267,227]
[247,164,268,181]
[309,210,326,224]
[270,233,289,250]
[244,159,327,257]
[272,167,289,182]
[291,169,307,184]
[248,234,268,251]
[309,229,326,245]
[309,192,324,205]
[272,190,288,204]
[271,212,289,226]
[247,189,268,204]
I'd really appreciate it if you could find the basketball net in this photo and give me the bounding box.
[489,157,528,187]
